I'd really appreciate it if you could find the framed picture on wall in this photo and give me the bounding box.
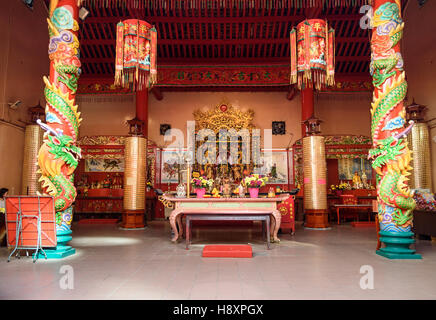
[338,158,372,180]
[84,158,125,172]
[272,121,286,135]
[255,149,288,184]
[161,149,189,184]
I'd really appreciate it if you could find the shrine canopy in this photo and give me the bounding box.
[71,0,390,93]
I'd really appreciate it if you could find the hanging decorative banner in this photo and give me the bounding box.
[114,19,157,91]
[290,19,335,90]
[290,29,297,84]
[327,28,335,86]
[77,70,371,93]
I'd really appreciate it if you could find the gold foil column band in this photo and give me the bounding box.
[407,123,433,190]
[303,135,327,210]
[123,136,147,210]
[21,125,43,195]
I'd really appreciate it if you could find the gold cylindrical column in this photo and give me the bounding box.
[303,135,328,228]
[21,124,43,195]
[122,136,147,228]
[407,122,432,190]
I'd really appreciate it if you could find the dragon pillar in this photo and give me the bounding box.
[36,0,82,259]
[369,0,421,259]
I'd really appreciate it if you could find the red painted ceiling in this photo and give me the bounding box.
[42,0,408,85]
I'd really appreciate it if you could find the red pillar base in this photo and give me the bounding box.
[121,210,146,229]
[304,209,329,228]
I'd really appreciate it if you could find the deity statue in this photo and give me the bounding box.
[199,165,205,176]
[270,163,278,179]
[221,177,233,198]
[232,164,242,182]
[103,175,111,188]
[361,171,367,188]
[352,171,362,189]
[238,183,245,198]
[243,164,250,177]
[205,164,214,180]
[219,164,229,177]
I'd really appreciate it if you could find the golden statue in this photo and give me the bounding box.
[232,164,242,182]
[219,164,229,176]
[352,171,362,189]
[221,177,233,198]
[205,164,214,180]
[361,171,368,188]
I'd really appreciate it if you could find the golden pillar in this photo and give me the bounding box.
[408,123,432,190]
[407,123,432,190]
[22,105,45,195]
[21,125,44,195]
[406,101,432,190]
[121,118,147,229]
[302,117,329,229]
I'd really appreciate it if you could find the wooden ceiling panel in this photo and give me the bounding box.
[75,0,375,78]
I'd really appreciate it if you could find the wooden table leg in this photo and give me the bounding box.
[169,209,182,242]
[177,214,184,238]
[266,215,271,250]
[186,215,191,250]
[262,218,265,240]
[271,210,281,243]
[337,207,340,225]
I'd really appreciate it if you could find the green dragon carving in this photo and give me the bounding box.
[371,57,398,87]
[369,0,415,232]
[370,72,407,139]
[55,63,79,92]
[38,2,81,231]
[369,135,406,170]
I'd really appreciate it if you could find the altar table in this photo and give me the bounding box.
[162,195,290,243]
[333,204,373,225]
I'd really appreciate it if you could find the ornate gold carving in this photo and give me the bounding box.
[158,195,174,209]
[86,148,123,153]
[193,102,256,133]
[78,136,127,146]
[147,153,156,186]
[82,154,124,160]
[78,135,158,147]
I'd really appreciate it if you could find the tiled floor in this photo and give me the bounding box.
[0,220,435,300]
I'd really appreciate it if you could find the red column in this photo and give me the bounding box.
[49,0,79,101]
[301,87,314,137]
[136,89,149,137]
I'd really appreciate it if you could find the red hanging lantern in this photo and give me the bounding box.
[290,19,335,90]
[115,19,157,91]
